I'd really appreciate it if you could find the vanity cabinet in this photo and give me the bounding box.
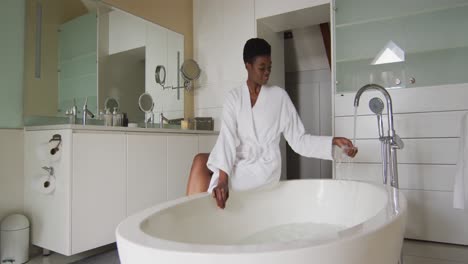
[71,132,126,254]
[126,133,167,215]
[24,127,218,256]
[167,135,199,200]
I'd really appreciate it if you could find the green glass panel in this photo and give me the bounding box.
[58,11,97,114]
[335,0,468,93]
[58,75,97,115]
[336,0,468,26]
[59,12,97,62]
[0,0,25,128]
[59,52,96,80]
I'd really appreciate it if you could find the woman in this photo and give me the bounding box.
[186,38,357,209]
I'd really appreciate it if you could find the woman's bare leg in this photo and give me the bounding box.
[186,153,212,195]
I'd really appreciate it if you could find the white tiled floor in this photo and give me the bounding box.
[27,239,468,264]
[27,244,118,264]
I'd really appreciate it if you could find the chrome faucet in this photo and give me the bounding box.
[145,112,155,128]
[354,84,404,188]
[65,98,78,124]
[82,97,95,125]
[159,113,169,128]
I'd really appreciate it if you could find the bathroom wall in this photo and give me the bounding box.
[103,0,195,118]
[333,0,468,245]
[1,0,25,127]
[0,129,24,222]
[23,0,88,117]
[193,0,256,131]
[256,21,287,180]
[285,26,332,180]
[335,84,468,244]
[0,0,26,222]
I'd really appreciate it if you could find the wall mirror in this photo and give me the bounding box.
[23,0,185,124]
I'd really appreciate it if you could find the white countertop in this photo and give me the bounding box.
[25,124,219,135]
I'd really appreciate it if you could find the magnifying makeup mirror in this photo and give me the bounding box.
[138,93,154,113]
[104,97,119,110]
[155,65,166,88]
[138,93,155,127]
[180,59,201,91]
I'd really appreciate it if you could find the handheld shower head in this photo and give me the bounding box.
[369,97,384,115]
[370,97,385,138]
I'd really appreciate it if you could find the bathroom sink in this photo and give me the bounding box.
[137,123,182,129]
[24,116,104,126]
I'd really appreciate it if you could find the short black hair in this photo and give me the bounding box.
[243,38,271,64]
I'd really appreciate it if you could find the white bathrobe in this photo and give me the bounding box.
[207,83,333,192]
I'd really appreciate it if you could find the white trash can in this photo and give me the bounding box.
[0,214,30,264]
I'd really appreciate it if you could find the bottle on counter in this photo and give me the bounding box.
[104,108,113,126]
[112,107,122,127]
[122,113,129,127]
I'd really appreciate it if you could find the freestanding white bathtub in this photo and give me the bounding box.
[116,179,407,264]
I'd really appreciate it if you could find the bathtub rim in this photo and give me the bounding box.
[116,179,407,254]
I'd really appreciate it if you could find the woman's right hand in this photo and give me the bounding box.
[212,171,229,209]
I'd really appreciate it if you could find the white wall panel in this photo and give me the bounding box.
[334,83,468,245]
[335,111,466,139]
[193,0,224,87]
[403,190,468,245]
[336,163,455,191]
[335,83,468,117]
[194,0,256,112]
[194,81,242,110]
[222,0,255,84]
[346,138,458,164]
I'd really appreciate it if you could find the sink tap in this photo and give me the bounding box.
[82,97,95,125]
[159,113,169,128]
[145,112,155,128]
[65,98,78,124]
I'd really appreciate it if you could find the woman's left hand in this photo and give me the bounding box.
[333,137,358,158]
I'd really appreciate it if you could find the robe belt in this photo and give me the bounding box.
[236,143,277,164]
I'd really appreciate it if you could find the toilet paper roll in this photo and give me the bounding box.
[36,141,62,162]
[34,175,56,195]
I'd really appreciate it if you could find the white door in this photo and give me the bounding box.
[167,135,198,200]
[127,133,167,215]
[71,132,126,254]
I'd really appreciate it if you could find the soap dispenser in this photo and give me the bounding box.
[112,107,122,126]
[104,108,113,126]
